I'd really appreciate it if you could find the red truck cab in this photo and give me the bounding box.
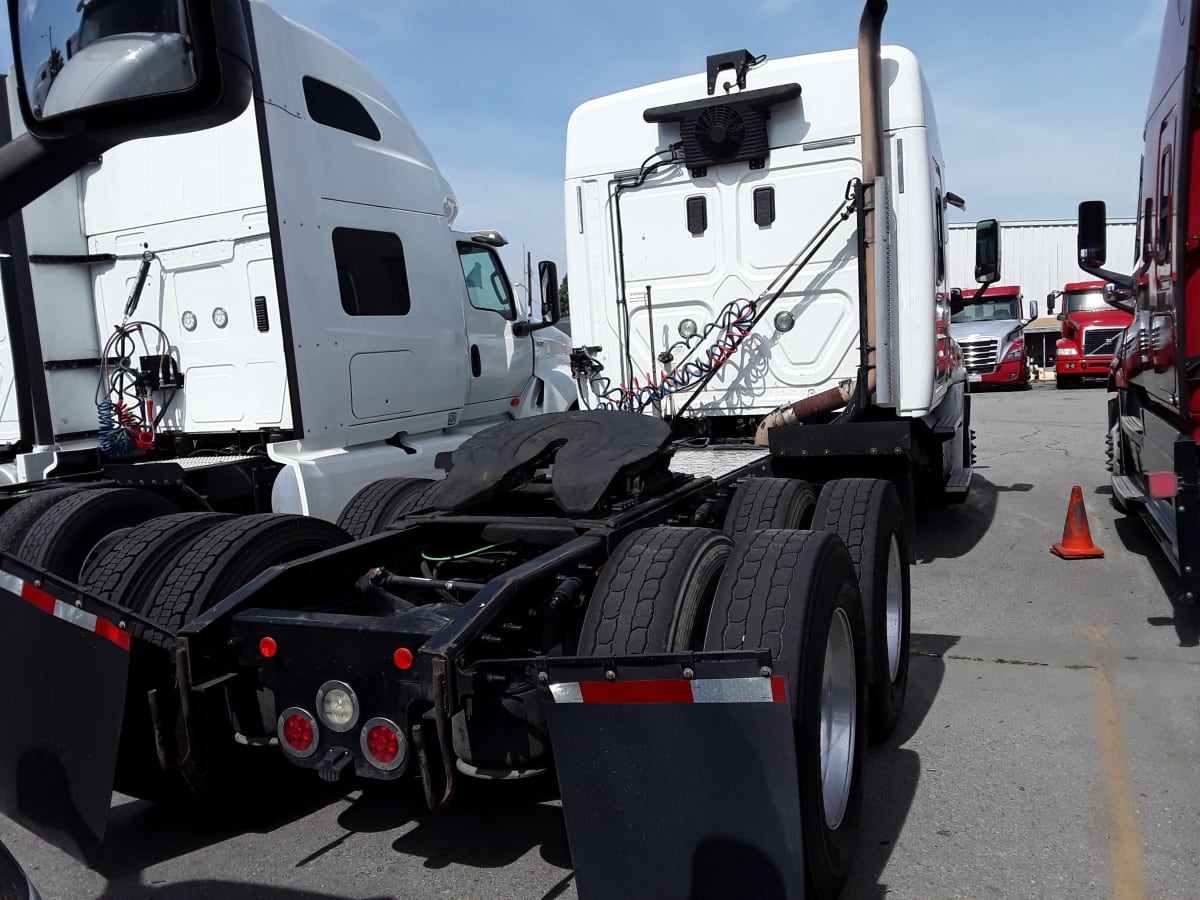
[1076,0,1200,603]
[1048,281,1133,388]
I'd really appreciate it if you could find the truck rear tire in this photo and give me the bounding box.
[0,488,81,554]
[724,477,816,536]
[140,514,352,648]
[15,488,183,581]
[139,514,351,801]
[703,529,866,900]
[812,479,910,743]
[77,512,236,801]
[578,526,732,655]
[335,477,440,539]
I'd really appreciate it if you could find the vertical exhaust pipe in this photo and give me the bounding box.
[755,0,887,443]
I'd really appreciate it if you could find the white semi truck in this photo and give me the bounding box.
[0,1,1001,899]
[0,0,575,571]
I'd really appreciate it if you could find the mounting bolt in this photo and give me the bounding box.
[1187,592,1196,601]
[605,669,617,682]
[760,666,773,678]
[1186,566,1193,574]
[682,667,695,680]
[537,671,548,683]
[118,621,126,630]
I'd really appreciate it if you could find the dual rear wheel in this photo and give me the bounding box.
[579,476,910,899]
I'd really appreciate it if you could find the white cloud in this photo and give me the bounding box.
[21,0,37,23]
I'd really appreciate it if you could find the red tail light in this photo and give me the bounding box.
[366,726,398,762]
[359,716,407,771]
[277,707,319,759]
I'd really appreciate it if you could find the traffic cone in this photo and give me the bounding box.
[1051,486,1104,559]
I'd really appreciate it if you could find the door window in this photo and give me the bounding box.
[458,244,516,320]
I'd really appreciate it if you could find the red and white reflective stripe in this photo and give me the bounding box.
[0,570,131,651]
[549,676,786,705]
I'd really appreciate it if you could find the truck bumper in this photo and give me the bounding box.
[971,356,1026,387]
[1057,356,1113,377]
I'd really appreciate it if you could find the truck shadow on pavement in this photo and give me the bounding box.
[1111,516,1200,647]
[842,632,957,899]
[80,781,348,887]
[914,474,1030,563]
[96,881,393,900]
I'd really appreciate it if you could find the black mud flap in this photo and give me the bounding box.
[541,654,805,900]
[0,570,131,853]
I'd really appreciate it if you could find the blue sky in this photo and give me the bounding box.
[0,0,1169,283]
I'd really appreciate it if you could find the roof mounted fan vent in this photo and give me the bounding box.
[691,106,747,164]
[644,83,801,177]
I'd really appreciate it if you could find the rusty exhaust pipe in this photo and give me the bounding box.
[756,0,887,444]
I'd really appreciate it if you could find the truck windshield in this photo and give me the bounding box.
[951,298,1020,324]
[1064,290,1108,314]
[75,0,181,53]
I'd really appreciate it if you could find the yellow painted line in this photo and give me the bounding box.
[1088,626,1147,900]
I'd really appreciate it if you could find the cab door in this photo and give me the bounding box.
[457,241,534,408]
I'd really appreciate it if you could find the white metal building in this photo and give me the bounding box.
[947,218,1137,307]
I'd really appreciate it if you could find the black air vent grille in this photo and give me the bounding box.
[644,83,800,174]
[254,296,270,332]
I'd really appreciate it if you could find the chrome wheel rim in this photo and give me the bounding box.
[886,535,903,682]
[820,605,857,830]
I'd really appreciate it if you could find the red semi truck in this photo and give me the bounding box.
[949,284,1033,389]
[1076,0,1200,603]
[1047,280,1133,389]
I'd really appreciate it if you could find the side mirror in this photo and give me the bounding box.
[1,0,253,215]
[974,219,1002,285]
[1078,200,1108,268]
[1045,292,1057,315]
[10,0,251,139]
[1029,300,1039,321]
[1056,313,1067,322]
[513,260,562,336]
[949,288,966,316]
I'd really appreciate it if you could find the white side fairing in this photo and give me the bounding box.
[566,47,949,419]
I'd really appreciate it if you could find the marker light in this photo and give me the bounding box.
[212,307,229,328]
[393,647,414,670]
[774,311,796,333]
[316,680,359,732]
[278,707,318,758]
[181,311,197,332]
[259,636,277,658]
[360,717,407,771]
[678,319,698,340]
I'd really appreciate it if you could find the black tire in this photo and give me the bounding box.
[139,514,351,800]
[578,526,732,655]
[140,514,352,648]
[14,488,182,581]
[81,512,236,616]
[0,488,81,554]
[335,476,440,539]
[724,477,816,537]
[704,530,867,900]
[812,479,911,743]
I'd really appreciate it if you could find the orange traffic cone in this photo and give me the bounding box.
[1051,486,1104,559]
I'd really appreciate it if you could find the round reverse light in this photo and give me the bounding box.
[181,310,197,332]
[678,319,699,340]
[360,716,407,771]
[212,307,229,328]
[316,680,359,732]
[278,707,318,759]
[774,311,796,333]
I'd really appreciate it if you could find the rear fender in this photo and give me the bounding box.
[539,652,804,900]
